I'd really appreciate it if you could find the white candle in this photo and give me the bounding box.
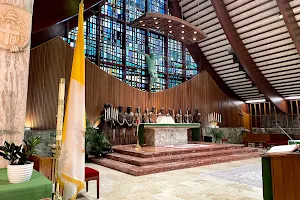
[220,114,222,123]
[116,110,119,120]
[56,78,65,141]
[105,109,107,120]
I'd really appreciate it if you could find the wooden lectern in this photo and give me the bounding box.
[262,153,300,200]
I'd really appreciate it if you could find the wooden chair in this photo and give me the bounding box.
[85,167,100,199]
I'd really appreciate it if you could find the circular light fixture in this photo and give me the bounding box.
[181,25,185,28]
[193,38,197,41]
[168,20,172,23]
[156,26,159,29]
[169,25,172,28]
[194,31,197,34]
[181,31,185,33]
[155,21,159,24]
[169,30,173,33]
[154,17,157,20]
[279,14,283,19]
[142,24,146,26]
[140,20,143,23]
[181,36,184,40]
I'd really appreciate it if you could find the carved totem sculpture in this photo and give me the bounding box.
[176,109,183,123]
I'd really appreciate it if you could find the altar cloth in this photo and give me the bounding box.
[0,168,52,200]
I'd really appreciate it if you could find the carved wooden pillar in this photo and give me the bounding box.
[0,0,34,168]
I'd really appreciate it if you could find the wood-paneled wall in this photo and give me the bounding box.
[26,37,246,129]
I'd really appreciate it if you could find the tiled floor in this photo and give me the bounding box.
[78,157,263,200]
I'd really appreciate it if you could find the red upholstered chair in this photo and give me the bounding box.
[85,167,100,199]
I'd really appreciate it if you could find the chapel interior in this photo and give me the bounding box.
[1,0,300,199]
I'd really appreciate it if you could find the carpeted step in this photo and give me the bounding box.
[93,152,261,176]
[112,144,245,158]
[105,147,258,166]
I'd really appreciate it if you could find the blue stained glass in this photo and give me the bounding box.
[126,0,145,22]
[186,49,199,80]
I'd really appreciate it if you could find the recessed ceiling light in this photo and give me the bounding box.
[168,20,172,23]
[194,31,197,34]
[181,25,185,28]
[156,26,159,29]
[169,30,173,33]
[193,38,197,41]
[155,22,158,24]
[140,21,143,23]
[169,25,172,28]
[142,24,145,26]
[279,14,283,19]
[181,36,184,40]
[154,17,157,20]
[181,31,185,33]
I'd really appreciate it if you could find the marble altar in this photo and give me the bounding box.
[143,123,200,146]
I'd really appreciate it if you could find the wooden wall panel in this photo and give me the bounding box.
[26,37,246,129]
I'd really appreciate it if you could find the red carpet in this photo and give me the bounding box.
[92,143,261,176]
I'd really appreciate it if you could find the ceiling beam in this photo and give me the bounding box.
[31,0,107,48]
[211,0,288,114]
[168,0,248,113]
[276,0,300,56]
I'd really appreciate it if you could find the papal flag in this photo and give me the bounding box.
[58,1,85,199]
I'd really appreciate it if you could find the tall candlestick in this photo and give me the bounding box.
[56,78,66,141]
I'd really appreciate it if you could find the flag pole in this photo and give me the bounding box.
[51,78,66,200]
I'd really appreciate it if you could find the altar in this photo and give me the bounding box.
[139,123,200,146]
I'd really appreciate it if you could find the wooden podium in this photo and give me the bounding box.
[262,153,300,200]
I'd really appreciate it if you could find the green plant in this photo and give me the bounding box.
[0,137,41,165]
[208,128,224,143]
[85,117,111,158]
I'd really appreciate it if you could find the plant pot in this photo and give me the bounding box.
[7,162,33,184]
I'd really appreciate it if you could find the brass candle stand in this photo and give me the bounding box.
[50,78,66,200]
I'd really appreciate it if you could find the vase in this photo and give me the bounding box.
[7,162,33,184]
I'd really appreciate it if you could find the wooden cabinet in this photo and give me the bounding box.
[30,155,56,182]
[262,153,300,200]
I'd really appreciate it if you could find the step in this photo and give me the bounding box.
[106,147,258,166]
[113,144,245,158]
[93,152,261,176]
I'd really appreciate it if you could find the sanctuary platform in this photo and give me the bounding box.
[93,143,261,176]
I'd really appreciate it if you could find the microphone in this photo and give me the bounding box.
[274,121,294,142]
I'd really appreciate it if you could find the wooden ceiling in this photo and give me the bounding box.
[177,0,300,113]
[31,0,106,47]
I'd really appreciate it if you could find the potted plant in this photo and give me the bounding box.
[0,137,41,184]
[208,128,224,143]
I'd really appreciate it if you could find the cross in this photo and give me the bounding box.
[0,24,20,45]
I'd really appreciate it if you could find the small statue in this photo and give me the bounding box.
[145,51,158,90]
[117,105,126,125]
[176,109,183,123]
[184,109,193,123]
[125,106,135,125]
[149,106,157,123]
[193,109,202,125]
[158,107,166,116]
[166,108,173,117]
[135,107,143,124]
[143,108,150,123]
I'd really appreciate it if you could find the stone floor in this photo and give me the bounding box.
[78,157,263,200]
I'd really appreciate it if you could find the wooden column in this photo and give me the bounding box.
[0,0,34,168]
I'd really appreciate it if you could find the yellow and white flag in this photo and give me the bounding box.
[58,1,85,199]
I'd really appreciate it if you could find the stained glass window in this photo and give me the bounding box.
[168,39,183,75]
[100,63,123,80]
[126,26,146,69]
[100,17,123,65]
[186,49,198,80]
[102,0,124,20]
[126,0,146,22]
[149,33,165,73]
[63,0,199,91]
[149,0,165,14]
